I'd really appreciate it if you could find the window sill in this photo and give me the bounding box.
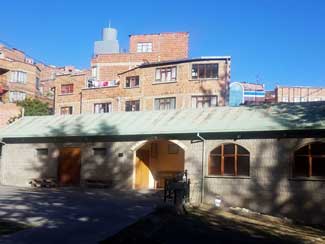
[82,85,119,90]
[190,78,219,82]
[205,175,251,179]
[152,81,177,85]
[289,177,325,182]
[59,93,74,96]
[124,86,140,89]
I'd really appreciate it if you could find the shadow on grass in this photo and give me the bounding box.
[0,220,29,236]
[101,205,325,244]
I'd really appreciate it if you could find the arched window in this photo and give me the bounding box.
[294,142,325,177]
[209,143,250,176]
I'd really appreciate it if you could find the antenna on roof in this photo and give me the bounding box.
[109,20,111,28]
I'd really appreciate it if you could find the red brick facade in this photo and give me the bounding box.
[91,32,189,82]
[54,58,231,115]
[276,86,325,103]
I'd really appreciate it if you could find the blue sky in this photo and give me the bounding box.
[1,0,324,89]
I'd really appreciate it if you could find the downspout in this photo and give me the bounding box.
[79,91,83,114]
[51,87,56,115]
[197,132,206,204]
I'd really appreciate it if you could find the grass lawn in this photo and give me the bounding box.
[0,220,29,236]
[101,205,325,244]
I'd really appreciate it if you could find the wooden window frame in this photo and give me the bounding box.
[209,144,250,176]
[293,142,325,178]
[125,100,140,112]
[192,95,218,108]
[94,103,112,114]
[154,97,176,110]
[60,106,73,115]
[125,76,140,88]
[61,84,74,95]
[191,63,218,79]
[155,66,177,82]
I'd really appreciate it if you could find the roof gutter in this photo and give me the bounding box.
[197,132,206,204]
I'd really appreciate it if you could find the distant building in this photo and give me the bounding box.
[54,57,231,114]
[229,82,265,106]
[54,28,232,115]
[275,86,325,103]
[265,90,276,103]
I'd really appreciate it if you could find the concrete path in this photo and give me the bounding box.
[0,185,160,244]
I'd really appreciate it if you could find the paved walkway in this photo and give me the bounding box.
[0,185,160,244]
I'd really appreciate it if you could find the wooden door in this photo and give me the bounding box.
[135,150,150,189]
[58,147,81,186]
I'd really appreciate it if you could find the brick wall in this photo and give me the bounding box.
[91,32,189,82]
[0,58,41,103]
[54,59,230,114]
[276,86,325,102]
[0,103,21,128]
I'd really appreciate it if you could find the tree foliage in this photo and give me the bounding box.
[17,98,50,116]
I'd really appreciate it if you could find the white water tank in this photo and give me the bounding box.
[94,26,120,55]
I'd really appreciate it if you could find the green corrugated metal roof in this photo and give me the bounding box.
[0,102,324,139]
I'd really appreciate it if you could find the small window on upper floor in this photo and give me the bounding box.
[192,95,218,108]
[61,84,74,95]
[293,142,325,178]
[60,106,73,115]
[125,100,140,112]
[155,67,177,83]
[137,42,152,53]
[10,71,27,84]
[94,103,112,113]
[9,91,26,102]
[191,63,218,79]
[154,97,176,110]
[91,66,98,80]
[125,76,140,88]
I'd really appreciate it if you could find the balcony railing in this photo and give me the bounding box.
[86,78,119,89]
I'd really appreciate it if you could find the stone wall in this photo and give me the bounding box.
[1,137,325,224]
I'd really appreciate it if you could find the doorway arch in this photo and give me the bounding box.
[133,140,185,189]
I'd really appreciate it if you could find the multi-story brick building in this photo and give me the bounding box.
[275,85,325,103]
[0,44,85,116]
[54,57,231,115]
[0,45,42,103]
[91,28,189,83]
[54,27,230,115]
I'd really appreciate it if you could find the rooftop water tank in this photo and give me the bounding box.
[229,82,244,107]
[94,25,120,55]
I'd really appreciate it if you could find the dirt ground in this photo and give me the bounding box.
[0,220,28,236]
[101,205,325,244]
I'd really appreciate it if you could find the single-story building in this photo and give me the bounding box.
[0,102,324,224]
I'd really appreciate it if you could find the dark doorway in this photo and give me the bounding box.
[58,147,81,186]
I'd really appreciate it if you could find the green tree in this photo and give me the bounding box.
[17,98,50,116]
